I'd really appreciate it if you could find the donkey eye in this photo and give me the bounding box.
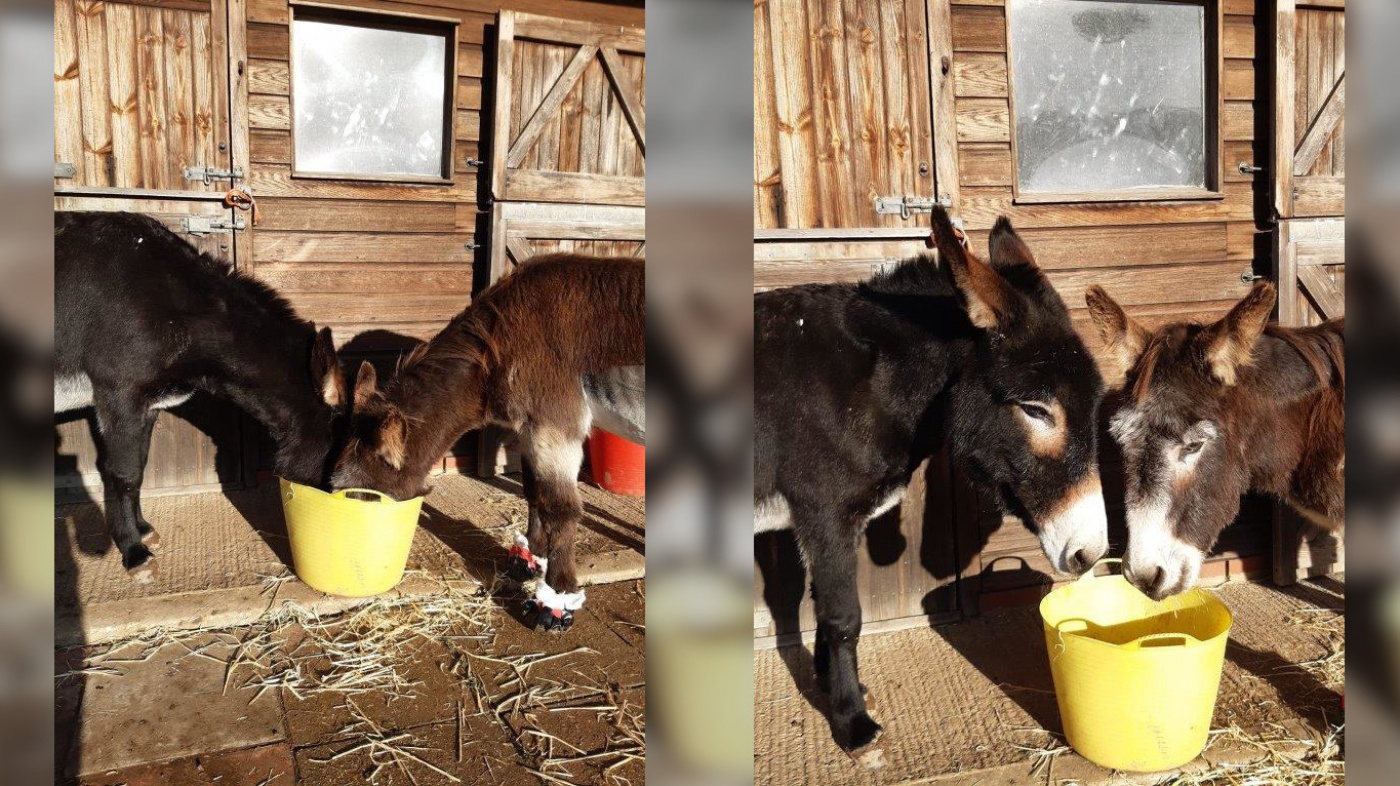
[1017,402,1054,424]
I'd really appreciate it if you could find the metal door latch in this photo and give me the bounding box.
[1240,268,1266,284]
[874,194,954,220]
[464,157,484,168]
[183,165,244,185]
[1237,161,1264,175]
[182,215,247,235]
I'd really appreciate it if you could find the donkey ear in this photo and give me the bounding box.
[987,216,1038,272]
[1203,281,1276,386]
[311,327,345,407]
[931,208,1017,332]
[377,408,408,470]
[1085,285,1151,382]
[353,360,379,409]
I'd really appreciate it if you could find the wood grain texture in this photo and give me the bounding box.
[954,98,1009,143]
[952,52,1007,98]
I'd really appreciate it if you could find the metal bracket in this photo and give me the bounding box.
[183,165,244,185]
[55,162,77,179]
[1237,161,1264,176]
[465,157,484,168]
[1240,268,1266,284]
[182,215,247,235]
[874,194,954,220]
[465,241,481,250]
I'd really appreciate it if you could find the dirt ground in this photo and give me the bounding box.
[755,576,1345,785]
[54,472,647,786]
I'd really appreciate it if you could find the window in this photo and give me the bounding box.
[1007,0,1217,200]
[290,3,457,182]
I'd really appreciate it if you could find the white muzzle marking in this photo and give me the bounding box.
[1123,496,1203,598]
[1037,475,1110,575]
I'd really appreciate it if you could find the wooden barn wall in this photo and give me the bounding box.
[243,0,642,472]
[752,0,1272,634]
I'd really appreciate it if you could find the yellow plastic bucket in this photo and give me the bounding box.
[1040,559,1232,772]
[279,478,423,597]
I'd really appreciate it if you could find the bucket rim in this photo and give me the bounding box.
[278,477,426,509]
[1039,573,1233,650]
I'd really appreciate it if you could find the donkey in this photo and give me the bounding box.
[755,208,1109,761]
[56,211,348,582]
[332,253,644,632]
[1086,282,1344,601]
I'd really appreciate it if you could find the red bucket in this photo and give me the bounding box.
[587,427,645,496]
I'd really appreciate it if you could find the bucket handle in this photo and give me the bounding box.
[1076,557,1124,583]
[334,488,393,503]
[1126,632,1198,649]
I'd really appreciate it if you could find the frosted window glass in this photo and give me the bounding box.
[292,18,448,179]
[1010,0,1207,193]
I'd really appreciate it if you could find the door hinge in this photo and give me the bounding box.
[874,194,954,220]
[183,165,244,185]
[182,215,247,235]
[54,162,77,179]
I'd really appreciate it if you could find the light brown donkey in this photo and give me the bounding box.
[334,254,644,631]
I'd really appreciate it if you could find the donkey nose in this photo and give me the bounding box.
[1066,548,1091,575]
[1126,564,1168,599]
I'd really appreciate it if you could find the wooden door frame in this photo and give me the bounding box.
[1273,0,1346,221]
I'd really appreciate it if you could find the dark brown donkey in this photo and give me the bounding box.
[333,254,644,631]
[1087,282,1344,600]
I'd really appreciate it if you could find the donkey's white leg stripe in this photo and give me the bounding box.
[535,581,586,611]
[514,532,530,550]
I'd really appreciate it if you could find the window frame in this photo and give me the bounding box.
[1003,0,1224,205]
[288,0,460,185]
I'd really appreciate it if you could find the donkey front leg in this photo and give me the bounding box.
[804,523,883,764]
[521,425,587,633]
[506,455,549,583]
[93,392,160,582]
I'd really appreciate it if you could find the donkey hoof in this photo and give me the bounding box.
[527,600,574,633]
[127,560,158,585]
[839,713,884,766]
[123,545,157,583]
[141,528,163,551]
[506,554,543,584]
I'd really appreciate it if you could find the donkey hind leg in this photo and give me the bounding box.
[506,455,549,583]
[802,521,883,765]
[94,393,160,582]
[520,424,587,633]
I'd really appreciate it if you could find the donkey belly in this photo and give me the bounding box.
[584,366,645,445]
[53,372,194,415]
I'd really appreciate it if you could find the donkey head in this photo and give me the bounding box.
[1087,282,1310,599]
[331,360,432,501]
[932,211,1109,576]
[274,325,350,488]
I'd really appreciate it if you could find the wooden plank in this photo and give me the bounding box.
[489,11,514,201]
[254,197,460,232]
[929,0,961,216]
[958,142,1012,186]
[162,10,195,186]
[248,164,472,201]
[1223,14,1256,59]
[958,186,1233,230]
[952,52,1006,98]
[1224,58,1255,100]
[503,169,643,206]
[1227,220,1258,260]
[247,22,287,59]
[247,58,288,94]
[506,236,535,265]
[512,12,643,53]
[754,0,780,229]
[134,5,168,188]
[103,2,144,188]
[253,265,474,294]
[1275,2,1296,217]
[55,0,86,180]
[1293,175,1344,216]
[768,0,816,228]
[846,0,889,227]
[950,4,1005,52]
[1224,101,1254,141]
[253,231,475,264]
[599,46,645,153]
[1292,74,1344,175]
[75,0,115,187]
[188,9,218,187]
[248,93,290,130]
[456,76,482,109]
[455,109,481,141]
[1224,140,1257,182]
[954,98,1009,143]
[287,293,468,325]
[806,0,856,227]
[250,129,290,163]
[459,45,483,77]
[1297,264,1344,318]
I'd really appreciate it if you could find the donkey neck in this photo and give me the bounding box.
[390,347,491,485]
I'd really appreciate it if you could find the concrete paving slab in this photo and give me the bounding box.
[74,743,297,786]
[58,473,645,646]
[754,577,1344,786]
[65,637,286,778]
